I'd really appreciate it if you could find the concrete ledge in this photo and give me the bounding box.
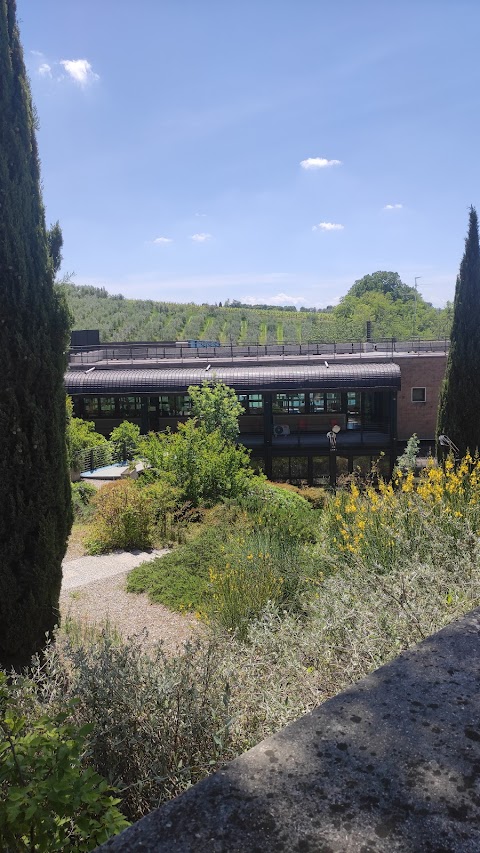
[96,608,480,852]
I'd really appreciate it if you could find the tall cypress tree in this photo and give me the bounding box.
[0,0,72,668]
[437,207,480,456]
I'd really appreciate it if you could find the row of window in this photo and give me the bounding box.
[78,389,424,419]
[80,392,359,418]
[269,454,391,484]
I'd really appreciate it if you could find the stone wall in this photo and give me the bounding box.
[96,607,480,852]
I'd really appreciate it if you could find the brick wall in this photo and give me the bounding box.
[397,354,447,440]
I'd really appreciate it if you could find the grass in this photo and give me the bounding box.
[64,521,93,561]
[127,526,226,612]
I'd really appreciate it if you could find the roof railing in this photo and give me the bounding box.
[68,338,449,367]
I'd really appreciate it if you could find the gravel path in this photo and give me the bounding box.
[62,549,167,591]
[60,549,200,653]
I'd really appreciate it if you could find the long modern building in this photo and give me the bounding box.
[66,335,448,485]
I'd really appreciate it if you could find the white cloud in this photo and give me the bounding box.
[242,292,307,307]
[38,63,52,77]
[300,157,342,170]
[60,59,99,86]
[384,203,403,210]
[190,233,212,242]
[153,236,173,245]
[312,222,344,231]
[194,212,207,218]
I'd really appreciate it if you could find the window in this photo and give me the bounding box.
[176,394,191,416]
[159,395,174,416]
[311,391,342,413]
[158,394,191,416]
[273,393,305,414]
[118,396,142,417]
[347,392,361,413]
[326,392,341,413]
[311,392,325,413]
[237,393,264,414]
[98,397,116,417]
[411,387,426,403]
[83,397,99,418]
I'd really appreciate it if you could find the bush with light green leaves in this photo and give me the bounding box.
[0,673,128,851]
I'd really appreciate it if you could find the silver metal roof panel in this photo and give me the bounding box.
[65,363,401,394]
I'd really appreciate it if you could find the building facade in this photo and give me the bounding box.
[66,337,447,485]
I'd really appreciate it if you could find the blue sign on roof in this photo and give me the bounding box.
[188,339,221,348]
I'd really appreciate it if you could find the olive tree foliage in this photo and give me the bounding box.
[0,0,72,668]
[437,206,480,456]
[188,379,245,442]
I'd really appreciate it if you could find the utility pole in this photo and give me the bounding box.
[413,276,421,337]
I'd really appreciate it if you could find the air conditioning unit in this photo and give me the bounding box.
[274,424,290,437]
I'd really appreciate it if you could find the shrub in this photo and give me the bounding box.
[323,455,480,573]
[0,673,128,851]
[19,633,235,822]
[273,483,327,509]
[71,481,97,521]
[139,477,181,542]
[140,421,255,506]
[86,479,155,553]
[209,530,305,638]
[127,526,226,612]
[67,400,109,471]
[239,480,317,543]
[395,432,420,473]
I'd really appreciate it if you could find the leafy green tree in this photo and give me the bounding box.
[437,207,480,456]
[67,419,109,470]
[346,271,416,302]
[110,421,141,460]
[140,421,254,506]
[188,380,244,442]
[0,0,72,668]
[66,396,109,470]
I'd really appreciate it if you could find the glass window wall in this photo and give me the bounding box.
[237,393,264,414]
[273,393,305,414]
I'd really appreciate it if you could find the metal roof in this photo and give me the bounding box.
[65,363,401,394]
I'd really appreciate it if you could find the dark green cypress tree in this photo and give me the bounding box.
[437,207,480,457]
[0,0,72,668]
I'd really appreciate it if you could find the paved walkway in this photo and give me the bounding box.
[62,549,167,591]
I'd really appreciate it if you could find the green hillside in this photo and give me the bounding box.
[61,272,451,344]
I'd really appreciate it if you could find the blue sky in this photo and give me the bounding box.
[18,0,480,308]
